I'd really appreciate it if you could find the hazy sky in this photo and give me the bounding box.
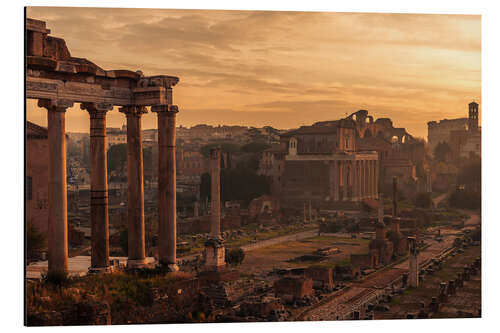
[26,7,481,139]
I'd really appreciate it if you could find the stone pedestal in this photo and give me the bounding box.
[152,104,179,270]
[204,239,226,271]
[38,99,72,274]
[81,102,113,272]
[120,105,147,269]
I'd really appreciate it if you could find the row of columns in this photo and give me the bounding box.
[329,159,379,202]
[38,98,179,274]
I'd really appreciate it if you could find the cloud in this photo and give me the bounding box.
[26,7,481,138]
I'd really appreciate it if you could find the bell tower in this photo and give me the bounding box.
[468,101,479,132]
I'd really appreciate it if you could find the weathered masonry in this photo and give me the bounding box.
[279,119,379,206]
[26,18,180,273]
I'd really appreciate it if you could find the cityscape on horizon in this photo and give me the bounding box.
[25,7,482,327]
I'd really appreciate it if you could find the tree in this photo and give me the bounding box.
[200,143,240,158]
[415,192,432,208]
[434,142,452,162]
[241,142,270,154]
[225,248,245,267]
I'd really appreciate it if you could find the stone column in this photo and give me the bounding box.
[210,147,221,238]
[38,99,72,274]
[357,161,362,200]
[119,105,147,268]
[152,104,179,270]
[204,147,225,271]
[392,176,398,217]
[194,201,199,218]
[367,161,372,198]
[342,161,348,201]
[360,160,365,200]
[375,159,379,199]
[368,160,372,198]
[352,161,358,201]
[81,102,113,272]
[332,160,339,201]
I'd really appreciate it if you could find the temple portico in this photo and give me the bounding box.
[26,18,180,274]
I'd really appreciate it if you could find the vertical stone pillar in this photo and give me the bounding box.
[210,147,221,238]
[81,102,113,272]
[342,161,348,201]
[332,160,339,201]
[408,237,419,287]
[152,104,179,270]
[303,202,307,222]
[194,201,199,218]
[361,160,366,200]
[119,105,147,269]
[392,176,398,217]
[38,99,72,274]
[368,160,373,198]
[357,161,362,200]
[352,161,358,201]
[205,147,225,271]
[375,158,379,199]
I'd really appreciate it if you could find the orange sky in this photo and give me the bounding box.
[26,7,481,139]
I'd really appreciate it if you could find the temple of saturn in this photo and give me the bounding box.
[26,18,189,273]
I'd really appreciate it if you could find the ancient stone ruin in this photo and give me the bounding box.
[26,18,180,273]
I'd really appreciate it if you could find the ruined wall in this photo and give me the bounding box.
[274,277,314,301]
[281,160,330,204]
[26,133,49,238]
[427,118,468,155]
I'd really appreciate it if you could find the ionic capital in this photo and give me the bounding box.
[151,104,179,114]
[37,98,74,112]
[119,105,147,117]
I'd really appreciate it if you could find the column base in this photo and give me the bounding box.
[204,238,226,271]
[126,258,148,269]
[88,266,112,274]
[157,262,180,272]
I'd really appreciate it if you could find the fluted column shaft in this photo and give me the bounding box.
[152,104,179,267]
[38,99,72,274]
[120,105,147,268]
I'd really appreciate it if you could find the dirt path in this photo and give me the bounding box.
[433,192,449,207]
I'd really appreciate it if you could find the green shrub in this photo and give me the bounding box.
[225,248,245,267]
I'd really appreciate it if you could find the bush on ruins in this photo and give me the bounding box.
[225,248,245,267]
